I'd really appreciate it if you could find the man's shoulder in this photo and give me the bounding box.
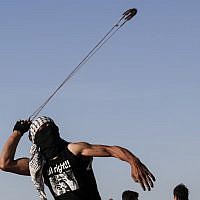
[67,142,91,156]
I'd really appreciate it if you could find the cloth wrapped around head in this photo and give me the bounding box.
[29,116,58,200]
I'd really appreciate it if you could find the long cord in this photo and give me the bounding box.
[29,8,137,121]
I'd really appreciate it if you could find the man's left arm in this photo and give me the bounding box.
[68,142,156,191]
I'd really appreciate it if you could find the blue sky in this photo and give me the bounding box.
[0,1,200,199]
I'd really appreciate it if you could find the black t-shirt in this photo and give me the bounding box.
[42,144,102,200]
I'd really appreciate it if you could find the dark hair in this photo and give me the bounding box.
[173,184,189,200]
[122,190,139,200]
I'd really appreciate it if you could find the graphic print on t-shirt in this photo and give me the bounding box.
[48,160,79,197]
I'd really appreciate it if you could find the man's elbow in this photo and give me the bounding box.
[0,158,12,171]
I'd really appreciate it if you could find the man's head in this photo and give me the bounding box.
[29,116,56,143]
[122,190,139,200]
[29,116,65,159]
[173,184,189,200]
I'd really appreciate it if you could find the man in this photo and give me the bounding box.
[173,184,189,200]
[122,190,139,200]
[0,116,155,200]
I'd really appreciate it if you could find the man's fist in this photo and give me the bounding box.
[13,120,31,135]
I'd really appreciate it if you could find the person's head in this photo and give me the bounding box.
[29,116,66,159]
[29,116,57,142]
[122,190,139,200]
[173,184,189,200]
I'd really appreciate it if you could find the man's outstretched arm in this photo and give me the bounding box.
[68,142,156,191]
[0,121,30,176]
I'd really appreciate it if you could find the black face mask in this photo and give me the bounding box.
[34,123,66,159]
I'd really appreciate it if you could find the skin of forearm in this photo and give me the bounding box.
[107,145,139,165]
[0,130,30,175]
[0,131,22,166]
[80,143,139,165]
[0,131,30,175]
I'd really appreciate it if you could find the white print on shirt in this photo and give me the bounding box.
[48,160,71,176]
[49,170,79,196]
[86,157,93,170]
[48,160,79,196]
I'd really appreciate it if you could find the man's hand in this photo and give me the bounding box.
[131,158,156,191]
[13,120,31,135]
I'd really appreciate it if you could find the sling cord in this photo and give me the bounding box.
[29,8,137,121]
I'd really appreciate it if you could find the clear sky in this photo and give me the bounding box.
[0,1,200,200]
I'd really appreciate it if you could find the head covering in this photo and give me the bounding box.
[29,116,54,143]
[29,116,55,200]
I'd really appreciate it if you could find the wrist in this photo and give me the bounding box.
[13,130,24,137]
[130,156,140,165]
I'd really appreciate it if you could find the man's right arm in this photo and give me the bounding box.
[0,122,30,176]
